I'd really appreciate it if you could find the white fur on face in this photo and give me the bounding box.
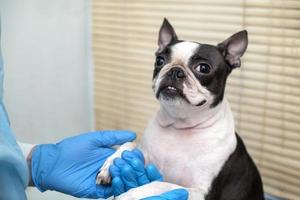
[182,71,214,106]
[153,41,214,108]
[171,42,199,66]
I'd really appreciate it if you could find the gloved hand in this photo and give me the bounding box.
[109,149,189,200]
[142,189,189,200]
[109,149,163,196]
[31,130,136,199]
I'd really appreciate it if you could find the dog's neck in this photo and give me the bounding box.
[156,98,233,130]
[146,98,236,191]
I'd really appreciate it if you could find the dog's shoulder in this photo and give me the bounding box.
[205,133,264,200]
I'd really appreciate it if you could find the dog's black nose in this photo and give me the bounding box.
[168,67,185,79]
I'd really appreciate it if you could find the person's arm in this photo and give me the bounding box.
[1,23,28,199]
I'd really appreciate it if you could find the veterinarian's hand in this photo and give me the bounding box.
[141,189,189,200]
[30,130,136,199]
[110,149,163,196]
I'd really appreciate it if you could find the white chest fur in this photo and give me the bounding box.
[139,99,237,198]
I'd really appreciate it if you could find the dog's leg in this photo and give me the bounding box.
[96,142,137,185]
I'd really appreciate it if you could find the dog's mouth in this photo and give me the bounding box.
[155,82,208,107]
[156,85,208,107]
[196,99,207,107]
[156,85,185,99]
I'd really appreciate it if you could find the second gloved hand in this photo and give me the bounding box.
[31,130,136,199]
[108,149,189,200]
[109,149,163,197]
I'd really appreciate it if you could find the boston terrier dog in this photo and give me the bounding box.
[96,18,264,200]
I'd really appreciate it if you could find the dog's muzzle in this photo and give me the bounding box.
[156,67,186,99]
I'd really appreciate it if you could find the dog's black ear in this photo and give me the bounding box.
[157,18,178,52]
[217,30,248,69]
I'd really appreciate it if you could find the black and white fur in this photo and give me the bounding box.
[96,18,264,200]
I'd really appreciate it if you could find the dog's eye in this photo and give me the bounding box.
[195,63,211,74]
[155,56,165,67]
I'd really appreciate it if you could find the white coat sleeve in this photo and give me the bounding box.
[17,142,35,159]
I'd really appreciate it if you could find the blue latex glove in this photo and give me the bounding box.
[31,130,136,199]
[110,149,163,196]
[142,189,189,200]
[0,22,28,200]
[109,150,189,200]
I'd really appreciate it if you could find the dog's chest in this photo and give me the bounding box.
[139,116,237,196]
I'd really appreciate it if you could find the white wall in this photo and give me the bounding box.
[0,0,93,199]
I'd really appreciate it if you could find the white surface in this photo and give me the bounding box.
[0,0,94,199]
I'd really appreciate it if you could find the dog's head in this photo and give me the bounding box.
[153,18,248,112]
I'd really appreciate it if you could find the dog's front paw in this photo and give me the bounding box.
[96,159,112,185]
[96,142,137,185]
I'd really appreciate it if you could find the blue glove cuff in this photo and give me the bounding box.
[31,144,59,192]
